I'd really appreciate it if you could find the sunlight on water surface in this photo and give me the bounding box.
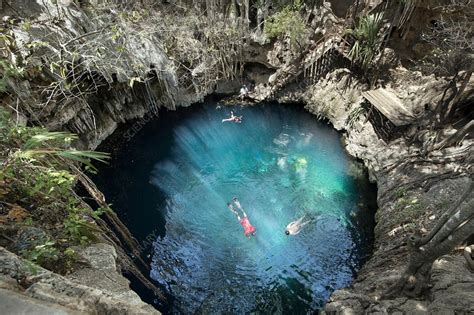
[95,102,376,314]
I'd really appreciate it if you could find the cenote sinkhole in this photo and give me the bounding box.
[94,101,377,314]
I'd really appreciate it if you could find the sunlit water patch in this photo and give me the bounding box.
[94,102,376,314]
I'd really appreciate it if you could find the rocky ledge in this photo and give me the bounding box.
[0,244,159,314]
[295,68,473,314]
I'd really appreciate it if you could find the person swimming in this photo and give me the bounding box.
[285,214,312,235]
[228,197,256,238]
[222,111,242,123]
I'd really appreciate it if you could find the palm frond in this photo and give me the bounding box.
[23,132,77,150]
[16,131,110,171]
[349,12,384,70]
[57,150,110,164]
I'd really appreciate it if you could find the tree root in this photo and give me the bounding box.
[384,184,474,298]
[72,166,167,302]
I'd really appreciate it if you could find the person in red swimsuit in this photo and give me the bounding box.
[227,197,256,237]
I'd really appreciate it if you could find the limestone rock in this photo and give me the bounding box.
[429,255,474,313]
[67,244,148,305]
[0,246,159,314]
[0,288,77,315]
[301,68,474,314]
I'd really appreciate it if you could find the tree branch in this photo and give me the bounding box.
[415,181,473,247]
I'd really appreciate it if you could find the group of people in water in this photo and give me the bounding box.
[227,197,313,238]
[222,88,313,238]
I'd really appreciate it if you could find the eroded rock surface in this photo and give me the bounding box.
[0,246,159,314]
[1,1,472,313]
[299,69,473,314]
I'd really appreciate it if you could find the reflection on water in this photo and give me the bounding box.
[95,102,376,314]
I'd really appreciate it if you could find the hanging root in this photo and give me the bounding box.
[71,166,167,302]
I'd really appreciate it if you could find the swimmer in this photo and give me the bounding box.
[222,111,243,123]
[227,197,256,238]
[285,215,312,235]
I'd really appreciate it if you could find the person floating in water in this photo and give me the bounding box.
[222,111,242,123]
[228,197,256,238]
[285,214,312,235]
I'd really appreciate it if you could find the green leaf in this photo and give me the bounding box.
[23,131,77,150]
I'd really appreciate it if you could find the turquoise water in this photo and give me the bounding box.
[95,102,376,314]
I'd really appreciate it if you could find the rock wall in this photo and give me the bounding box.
[1,1,182,312]
[298,68,473,314]
[0,245,159,314]
[2,0,212,149]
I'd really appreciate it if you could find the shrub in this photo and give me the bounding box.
[21,240,59,266]
[264,5,308,49]
[0,108,109,271]
[0,59,24,93]
[64,213,99,245]
[348,13,384,70]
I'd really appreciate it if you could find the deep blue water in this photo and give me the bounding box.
[94,102,376,314]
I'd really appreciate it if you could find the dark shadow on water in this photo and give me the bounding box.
[94,103,209,241]
[93,104,210,313]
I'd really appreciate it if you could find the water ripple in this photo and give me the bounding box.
[101,103,375,314]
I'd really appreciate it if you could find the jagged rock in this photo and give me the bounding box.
[0,246,159,314]
[302,68,474,314]
[67,243,149,304]
[429,255,474,313]
[5,0,193,150]
[324,289,375,314]
[375,48,401,71]
[0,288,76,315]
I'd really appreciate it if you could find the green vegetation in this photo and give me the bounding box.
[264,2,308,49]
[346,105,367,128]
[0,109,109,272]
[348,13,383,71]
[0,60,24,93]
[21,239,59,267]
[64,213,99,245]
[394,188,407,199]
